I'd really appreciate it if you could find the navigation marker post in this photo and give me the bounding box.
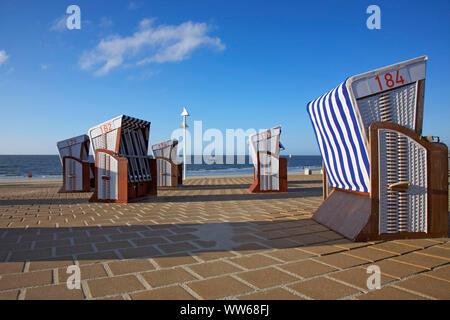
[180,107,190,181]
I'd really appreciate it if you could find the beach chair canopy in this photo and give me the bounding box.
[307,56,427,193]
[56,134,90,164]
[88,115,151,183]
[151,139,180,164]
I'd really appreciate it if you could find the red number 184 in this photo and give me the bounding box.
[375,70,404,91]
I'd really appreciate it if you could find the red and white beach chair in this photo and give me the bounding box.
[56,135,93,192]
[88,115,157,203]
[248,126,287,193]
[151,139,183,188]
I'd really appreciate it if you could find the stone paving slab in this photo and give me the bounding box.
[0,173,448,300]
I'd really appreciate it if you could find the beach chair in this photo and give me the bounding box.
[56,134,94,192]
[88,115,157,203]
[307,56,448,241]
[248,126,287,193]
[151,139,183,187]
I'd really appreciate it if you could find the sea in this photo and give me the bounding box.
[0,155,322,180]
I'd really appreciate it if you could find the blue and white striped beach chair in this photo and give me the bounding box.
[307,56,448,241]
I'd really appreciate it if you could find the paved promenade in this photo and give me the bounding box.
[0,174,448,300]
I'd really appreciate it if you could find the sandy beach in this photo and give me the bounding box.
[0,171,448,300]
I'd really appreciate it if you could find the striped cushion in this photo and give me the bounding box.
[307,81,370,193]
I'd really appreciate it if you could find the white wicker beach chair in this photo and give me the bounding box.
[88,115,157,203]
[151,139,182,187]
[56,135,93,192]
[248,126,287,192]
[307,56,448,241]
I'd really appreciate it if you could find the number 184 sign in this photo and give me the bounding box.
[371,68,410,93]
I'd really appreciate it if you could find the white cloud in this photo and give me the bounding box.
[79,19,225,76]
[0,50,9,65]
[50,15,67,32]
[40,64,49,70]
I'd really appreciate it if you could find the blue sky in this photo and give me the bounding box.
[0,0,449,155]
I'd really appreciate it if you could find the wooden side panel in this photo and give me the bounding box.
[89,162,95,189]
[60,156,68,193]
[82,161,90,192]
[249,151,261,193]
[369,122,448,239]
[429,142,448,235]
[177,164,183,185]
[368,124,380,237]
[148,158,158,196]
[171,163,178,187]
[279,158,287,192]
[117,157,128,203]
[90,164,99,202]
[249,166,260,193]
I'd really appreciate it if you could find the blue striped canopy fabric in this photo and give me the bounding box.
[307,80,370,193]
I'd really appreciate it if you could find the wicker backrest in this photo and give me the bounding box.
[377,128,428,233]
